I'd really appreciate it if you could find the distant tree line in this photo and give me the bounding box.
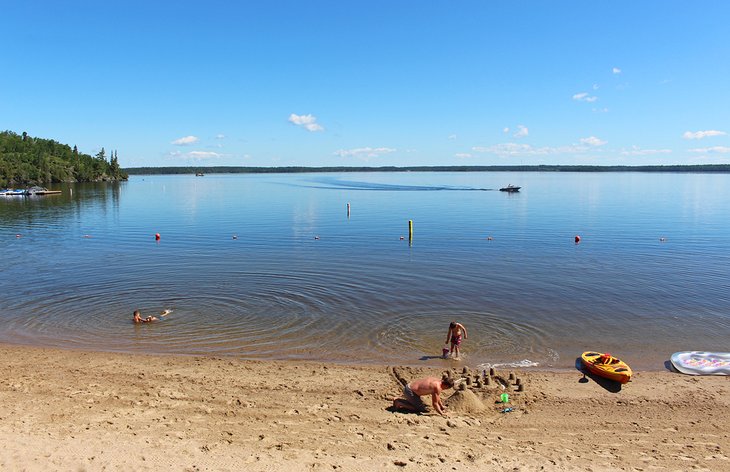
[0,130,128,187]
[125,164,730,175]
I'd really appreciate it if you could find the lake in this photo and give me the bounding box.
[1,172,729,371]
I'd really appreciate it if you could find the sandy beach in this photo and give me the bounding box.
[1,344,728,471]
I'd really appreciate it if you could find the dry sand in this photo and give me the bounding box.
[1,344,729,471]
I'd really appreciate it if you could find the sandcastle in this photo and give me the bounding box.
[442,366,526,415]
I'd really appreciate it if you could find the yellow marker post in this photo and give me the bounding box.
[408,220,413,240]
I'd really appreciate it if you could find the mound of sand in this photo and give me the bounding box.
[445,388,486,414]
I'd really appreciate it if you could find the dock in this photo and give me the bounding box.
[32,190,62,195]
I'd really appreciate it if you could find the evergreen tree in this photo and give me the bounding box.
[110,150,120,176]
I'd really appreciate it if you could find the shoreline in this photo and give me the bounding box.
[1,343,728,471]
[0,339,674,373]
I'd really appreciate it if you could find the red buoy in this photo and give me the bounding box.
[575,235,581,243]
[155,233,161,241]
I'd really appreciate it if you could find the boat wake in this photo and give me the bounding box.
[297,178,492,192]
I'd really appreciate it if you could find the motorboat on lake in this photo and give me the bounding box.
[499,184,521,192]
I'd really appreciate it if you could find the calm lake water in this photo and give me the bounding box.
[1,172,729,371]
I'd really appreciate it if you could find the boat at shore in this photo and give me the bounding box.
[1,186,62,196]
[499,184,521,192]
[581,351,632,384]
[3,188,29,196]
[27,186,61,195]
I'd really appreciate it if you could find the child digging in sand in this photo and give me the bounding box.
[392,376,455,415]
[445,321,467,359]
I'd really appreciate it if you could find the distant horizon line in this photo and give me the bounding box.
[124,164,730,175]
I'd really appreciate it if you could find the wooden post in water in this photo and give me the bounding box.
[408,220,413,241]
[347,202,350,218]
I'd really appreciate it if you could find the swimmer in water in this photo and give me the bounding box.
[133,309,171,324]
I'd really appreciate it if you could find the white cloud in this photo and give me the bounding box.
[592,107,609,113]
[513,125,529,138]
[472,143,553,157]
[448,134,457,140]
[171,135,199,146]
[580,136,607,146]
[215,134,226,139]
[168,150,223,160]
[688,146,730,154]
[503,127,510,134]
[472,141,609,158]
[620,146,672,156]
[612,67,622,74]
[573,92,598,102]
[454,153,472,159]
[682,130,726,140]
[288,113,324,132]
[333,147,396,158]
[188,151,222,159]
[592,84,600,90]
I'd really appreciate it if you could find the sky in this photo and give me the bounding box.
[2,1,729,168]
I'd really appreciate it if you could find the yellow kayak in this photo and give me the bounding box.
[581,351,632,384]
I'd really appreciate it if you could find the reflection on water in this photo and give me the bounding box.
[1,172,729,370]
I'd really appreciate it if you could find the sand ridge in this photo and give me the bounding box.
[1,344,729,471]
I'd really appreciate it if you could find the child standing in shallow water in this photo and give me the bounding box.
[445,321,467,359]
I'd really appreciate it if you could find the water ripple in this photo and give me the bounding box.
[3,173,730,371]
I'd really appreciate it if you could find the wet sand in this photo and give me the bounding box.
[1,343,728,471]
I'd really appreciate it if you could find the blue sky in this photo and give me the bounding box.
[2,1,729,167]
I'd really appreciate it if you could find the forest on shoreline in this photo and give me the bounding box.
[0,131,128,187]
[125,164,730,175]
